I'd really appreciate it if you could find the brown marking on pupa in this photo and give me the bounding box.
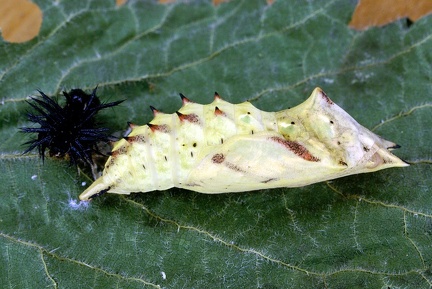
[214,106,225,116]
[225,161,245,173]
[262,177,278,184]
[124,135,145,143]
[270,136,320,162]
[320,90,334,105]
[111,146,128,158]
[148,123,170,133]
[339,160,348,166]
[211,153,225,164]
[176,111,200,123]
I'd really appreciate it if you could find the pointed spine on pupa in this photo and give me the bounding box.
[149,106,161,116]
[179,93,193,105]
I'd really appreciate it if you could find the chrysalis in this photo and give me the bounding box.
[79,88,408,200]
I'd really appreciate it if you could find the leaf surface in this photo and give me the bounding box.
[0,1,431,288]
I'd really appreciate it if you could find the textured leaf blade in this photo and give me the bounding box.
[0,1,431,288]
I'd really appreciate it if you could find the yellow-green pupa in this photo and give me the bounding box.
[80,88,408,200]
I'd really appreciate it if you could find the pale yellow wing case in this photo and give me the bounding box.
[80,88,408,200]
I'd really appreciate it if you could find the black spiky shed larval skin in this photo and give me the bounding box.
[21,87,123,165]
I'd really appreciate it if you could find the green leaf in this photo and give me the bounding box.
[1,0,431,288]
